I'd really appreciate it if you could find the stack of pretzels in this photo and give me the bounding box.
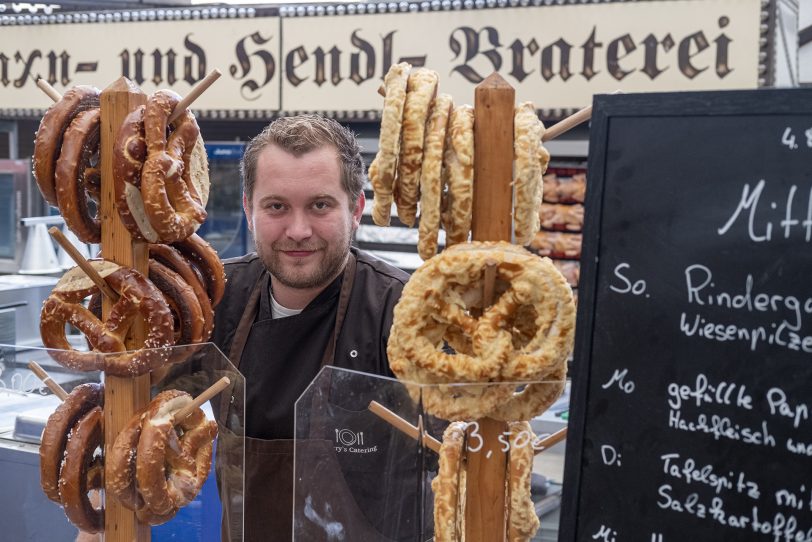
[433,421,539,542]
[33,86,210,244]
[33,83,224,535]
[369,63,551,260]
[40,383,105,534]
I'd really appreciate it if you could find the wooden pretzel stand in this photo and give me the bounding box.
[39,72,222,541]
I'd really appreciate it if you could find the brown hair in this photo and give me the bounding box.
[241,114,365,207]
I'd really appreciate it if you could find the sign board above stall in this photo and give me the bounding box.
[0,0,778,119]
[561,88,812,541]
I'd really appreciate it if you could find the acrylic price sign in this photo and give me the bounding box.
[560,89,812,542]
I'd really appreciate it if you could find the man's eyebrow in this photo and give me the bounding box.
[258,194,287,204]
[311,194,340,202]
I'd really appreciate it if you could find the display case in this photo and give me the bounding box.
[294,366,569,541]
[0,342,245,542]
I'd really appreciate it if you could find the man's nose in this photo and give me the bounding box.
[285,210,312,241]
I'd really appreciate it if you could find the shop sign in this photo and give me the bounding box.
[0,0,767,117]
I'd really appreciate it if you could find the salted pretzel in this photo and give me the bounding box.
[59,406,104,533]
[141,90,208,242]
[40,383,103,503]
[370,62,410,226]
[108,390,217,524]
[33,85,100,207]
[149,259,206,346]
[432,422,467,542]
[530,231,582,259]
[149,243,214,338]
[171,233,226,308]
[513,102,545,247]
[388,242,574,420]
[417,93,453,260]
[441,105,475,247]
[54,108,102,243]
[40,260,175,376]
[395,68,439,227]
[507,421,540,542]
[540,203,584,232]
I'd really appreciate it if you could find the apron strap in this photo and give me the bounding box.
[228,270,265,371]
[319,251,356,367]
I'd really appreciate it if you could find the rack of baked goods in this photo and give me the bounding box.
[367,63,591,541]
[30,74,230,541]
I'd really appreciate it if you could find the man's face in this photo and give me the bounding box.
[244,144,364,290]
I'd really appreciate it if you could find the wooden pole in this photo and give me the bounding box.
[465,72,515,542]
[99,77,150,542]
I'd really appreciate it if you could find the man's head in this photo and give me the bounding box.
[241,114,365,207]
[241,115,366,301]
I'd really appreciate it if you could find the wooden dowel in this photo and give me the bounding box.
[542,90,622,142]
[533,427,567,455]
[48,226,119,302]
[174,376,230,422]
[168,69,222,123]
[36,78,62,102]
[482,260,497,306]
[542,105,592,142]
[369,400,442,453]
[377,84,386,98]
[27,361,69,401]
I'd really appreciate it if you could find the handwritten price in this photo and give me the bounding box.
[464,421,554,453]
[780,127,812,150]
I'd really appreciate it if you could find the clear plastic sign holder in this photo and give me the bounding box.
[0,342,245,542]
[293,365,568,541]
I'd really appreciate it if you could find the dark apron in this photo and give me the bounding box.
[222,255,359,542]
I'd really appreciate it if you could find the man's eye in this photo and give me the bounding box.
[267,202,285,211]
[313,201,331,210]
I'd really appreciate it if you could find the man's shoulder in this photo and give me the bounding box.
[353,248,410,287]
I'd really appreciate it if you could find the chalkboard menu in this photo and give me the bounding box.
[560,89,812,542]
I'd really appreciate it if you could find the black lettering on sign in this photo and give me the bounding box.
[183,34,206,85]
[231,31,276,100]
[449,25,502,83]
[13,50,41,88]
[561,89,812,541]
[350,30,375,85]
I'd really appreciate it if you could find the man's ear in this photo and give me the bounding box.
[243,192,253,232]
[352,192,365,229]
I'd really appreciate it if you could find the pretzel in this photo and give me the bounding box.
[135,390,218,520]
[172,233,226,308]
[141,90,207,242]
[513,102,544,247]
[507,421,540,542]
[543,172,585,204]
[59,406,104,533]
[33,85,100,207]
[530,231,582,259]
[370,62,410,226]
[40,383,103,503]
[432,422,467,542]
[540,203,584,232]
[149,243,214,338]
[395,68,439,227]
[40,260,175,376]
[417,93,453,260]
[55,108,102,243]
[149,259,206,346]
[441,105,474,246]
[388,242,574,420]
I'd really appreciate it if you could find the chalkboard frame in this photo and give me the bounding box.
[559,88,812,541]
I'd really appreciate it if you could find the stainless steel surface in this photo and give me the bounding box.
[0,274,59,346]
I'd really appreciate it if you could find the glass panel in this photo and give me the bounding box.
[0,342,245,542]
[294,366,568,541]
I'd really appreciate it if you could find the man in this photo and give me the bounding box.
[211,115,410,541]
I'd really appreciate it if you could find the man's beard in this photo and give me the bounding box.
[255,228,352,290]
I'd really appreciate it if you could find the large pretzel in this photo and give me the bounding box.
[395,68,439,227]
[417,93,453,261]
[370,62,411,226]
[40,260,175,376]
[108,390,217,524]
[388,242,574,420]
[432,422,467,542]
[441,105,475,247]
[506,421,540,541]
[513,102,545,247]
[141,90,207,242]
